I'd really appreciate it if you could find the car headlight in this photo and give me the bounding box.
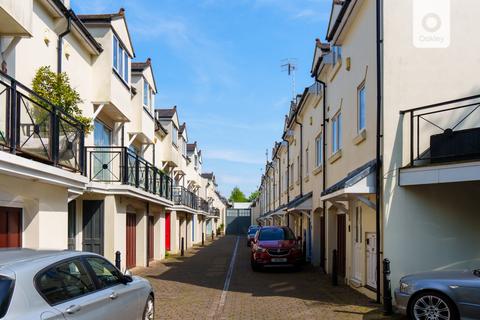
[399,281,410,293]
[256,246,267,253]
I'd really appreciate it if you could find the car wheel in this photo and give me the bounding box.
[408,291,458,320]
[143,295,154,320]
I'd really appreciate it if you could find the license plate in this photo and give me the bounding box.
[271,258,287,263]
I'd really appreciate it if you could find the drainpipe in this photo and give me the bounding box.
[57,12,72,74]
[375,0,384,304]
[294,115,303,196]
[146,202,150,267]
[317,79,327,272]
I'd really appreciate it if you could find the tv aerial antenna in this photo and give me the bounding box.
[281,58,297,100]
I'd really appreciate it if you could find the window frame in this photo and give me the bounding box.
[357,83,366,132]
[315,133,323,168]
[305,147,309,176]
[332,111,342,154]
[112,34,130,85]
[34,256,98,307]
[172,125,178,147]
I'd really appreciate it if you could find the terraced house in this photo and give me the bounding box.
[256,0,480,306]
[0,0,225,270]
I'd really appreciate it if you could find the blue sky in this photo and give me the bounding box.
[72,0,331,197]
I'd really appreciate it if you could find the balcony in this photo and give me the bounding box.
[0,0,33,36]
[0,71,85,173]
[399,95,480,186]
[197,197,209,213]
[173,186,198,210]
[85,146,172,201]
[209,207,220,217]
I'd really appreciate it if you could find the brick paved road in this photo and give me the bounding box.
[135,235,406,320]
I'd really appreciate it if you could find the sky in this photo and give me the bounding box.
[72,0,331,198]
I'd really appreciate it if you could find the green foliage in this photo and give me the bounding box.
[247,190,260,202]
[228,186,248,202]
[31,66,92,133]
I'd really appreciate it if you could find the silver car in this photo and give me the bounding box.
[395,269,480,320]
[0,249,154,320]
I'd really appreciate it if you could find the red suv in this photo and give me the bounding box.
[250,226,303,270]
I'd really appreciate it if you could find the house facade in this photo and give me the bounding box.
[257,0,480,305]
[0,0,226,271]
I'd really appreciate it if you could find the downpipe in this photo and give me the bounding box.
[317,79,327,272]
[57,13,72,74]
[294,116,303,197]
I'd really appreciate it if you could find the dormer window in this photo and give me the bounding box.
[143,80,154,114]
[332,46,342,65]
[172,125,178,146]
[113,34,130,84]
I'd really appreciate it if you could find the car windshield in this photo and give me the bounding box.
[0,276,14,319]
[258,228,295,241]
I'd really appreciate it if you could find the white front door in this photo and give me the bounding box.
[366,233,377,289]
[352,207,363,282]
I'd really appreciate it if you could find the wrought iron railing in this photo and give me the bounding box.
[85,146,172,200]
[400,94,480,167]
[209,207,220,217]
[197,197,209,212]
[0,71,85,172]
[173,186,198,209]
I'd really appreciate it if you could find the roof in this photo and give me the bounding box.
[77,8,126,22]
[155,107,177,119]
[78,8,135,57]
[187,142,197,152]
[201,172,214,180]
[287,192,313,210]
[178,123,186,134]
[50,0,103,53]
[155,119,168,135]
[0,249,81,270]
[131,58,151,72]
[322,160,376,196]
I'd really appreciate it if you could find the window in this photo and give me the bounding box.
[332,112,342,153]
[305,148,309,175]
[258,227,295,241]
[358,84,366,131]
[112,35,130,84]
[315,133,323,167]
[143,80,154,114]
[0,276,14,318]
[297,155,300,181]
[172,126,178,146]
[85,257,123,289]
[332,46,342,65]
[36,259,95,305]
[290,163,294,185]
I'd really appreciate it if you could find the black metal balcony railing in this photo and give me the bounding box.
[209,207,220,217]
[85,146,173,200]
[0,71,85,172]
[401,94,480,167]
[197,197,209,212]
[173,186,198,209]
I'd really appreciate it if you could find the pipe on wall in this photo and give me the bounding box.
[294,116,304,196]
[57,13,72,74]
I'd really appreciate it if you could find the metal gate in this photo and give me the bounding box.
[226,208,251,235]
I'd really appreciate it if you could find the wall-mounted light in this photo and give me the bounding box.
[346,57,351,71]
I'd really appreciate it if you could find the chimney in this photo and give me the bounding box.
[119,8,126,16]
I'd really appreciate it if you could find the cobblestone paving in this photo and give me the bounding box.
[134,236,407,320]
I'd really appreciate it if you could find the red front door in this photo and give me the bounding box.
[126,213,136,269]
[165,211,171,251]
[0,207,22,248]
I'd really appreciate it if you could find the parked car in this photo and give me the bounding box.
[395,268,480,320]
[247,225,260,247]
[250,226,303,271]
[0,249,154,320]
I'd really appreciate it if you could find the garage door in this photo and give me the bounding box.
[0,207,22,248]
[226,209,251,235]
[126,213,136,269]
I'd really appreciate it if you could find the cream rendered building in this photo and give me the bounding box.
[0,0,226,272]
[257,0,480,306]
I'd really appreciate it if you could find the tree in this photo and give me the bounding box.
[31,66,92,133]
[247,190,260,202]
[229,187,248,202]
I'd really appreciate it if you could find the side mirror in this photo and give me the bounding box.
[122,270,133,284]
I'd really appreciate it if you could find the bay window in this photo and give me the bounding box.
[332,112,342,153]
[112,34,130,84]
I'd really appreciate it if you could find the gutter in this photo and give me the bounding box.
[375,0,383,304]
[58,13,72,74]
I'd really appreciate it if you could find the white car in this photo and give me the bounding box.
[0,249,154,320]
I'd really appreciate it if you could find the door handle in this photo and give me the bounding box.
[109,291,118,300]
[66,305,81,314]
